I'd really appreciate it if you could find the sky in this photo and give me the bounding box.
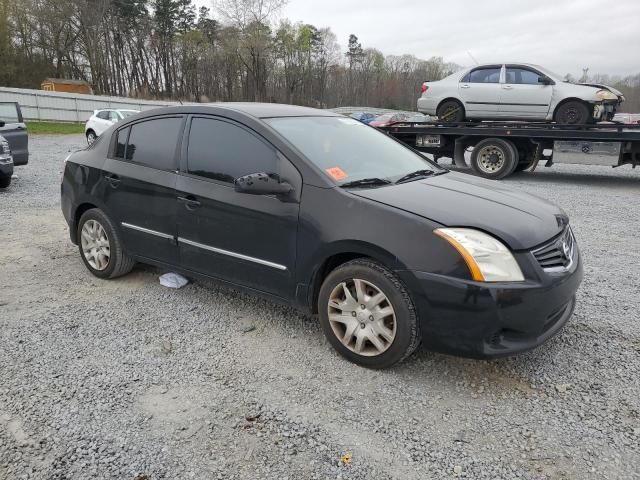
[203,0,640,77]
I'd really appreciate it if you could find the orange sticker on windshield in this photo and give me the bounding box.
[326,167,348,181]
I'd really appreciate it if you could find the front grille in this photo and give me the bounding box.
[532,227,576,272]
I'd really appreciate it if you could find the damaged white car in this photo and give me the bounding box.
[417,63,624,124]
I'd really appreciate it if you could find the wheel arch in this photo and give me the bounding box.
[552,97,592,117]
[307,241,407,314]
[436,96,465,112]
[71,202,99,244]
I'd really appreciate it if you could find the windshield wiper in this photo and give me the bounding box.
[395,169,436,184]
[340,177,392,189]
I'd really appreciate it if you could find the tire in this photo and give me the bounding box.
[0,175,11,188]
[554,101,592,125]
[86,130,97,145]
[318,258,421,369]
[77,208,135,279]
[436,100,465,123]
[514,160,534,173]
[470,138,519,179]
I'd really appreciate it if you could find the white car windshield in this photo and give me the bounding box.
[266,116,443,185]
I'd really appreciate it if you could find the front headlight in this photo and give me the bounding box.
[595,89,618,101]
[434,228,525,282]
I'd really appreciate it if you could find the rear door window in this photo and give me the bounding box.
[121,117,183,170]
[0,103,21,123]
[466,67,501,84]
[186,117,278,184]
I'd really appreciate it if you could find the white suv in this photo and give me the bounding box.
[85,109,139,144]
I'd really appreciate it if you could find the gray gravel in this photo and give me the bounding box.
[1,134,639,480]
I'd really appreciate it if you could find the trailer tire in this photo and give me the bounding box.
[514,160,534,172]
[470,138,519,179]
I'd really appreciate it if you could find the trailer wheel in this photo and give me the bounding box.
[470,138,519,179]
[514,160,534,172]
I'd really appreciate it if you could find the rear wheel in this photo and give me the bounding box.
[77,208,135,279]
[0,175,11,188]
[470,138,519,179]
[436,100,465,123]
[318,259,421,369]
[554,101,592,125]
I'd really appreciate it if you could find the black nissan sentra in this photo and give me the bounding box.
[61,104,583,368]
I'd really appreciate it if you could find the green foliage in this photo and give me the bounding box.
[27,122,84,135]
[3,0,636,111]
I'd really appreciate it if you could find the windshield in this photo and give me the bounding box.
[266,116,444,185]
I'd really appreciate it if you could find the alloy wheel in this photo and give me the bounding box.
[327,278,397,356]
[81,219,110,270]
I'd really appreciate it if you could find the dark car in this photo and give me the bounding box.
[61,103,582,368]
[0,134,13,188]
[0,102,29,166]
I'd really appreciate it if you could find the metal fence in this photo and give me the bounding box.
[0,87,414,122]
[0,87,180,122]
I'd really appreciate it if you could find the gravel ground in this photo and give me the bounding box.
[1,134,639,480]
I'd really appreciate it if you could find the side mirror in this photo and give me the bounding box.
[234,172,293,196]
[538,75,553,85]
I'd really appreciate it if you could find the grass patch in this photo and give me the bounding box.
[27,121,85,135]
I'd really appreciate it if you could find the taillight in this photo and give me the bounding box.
[421,83,428,94]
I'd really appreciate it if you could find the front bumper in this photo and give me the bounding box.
[398,251,583,358]
[593,101,621,121]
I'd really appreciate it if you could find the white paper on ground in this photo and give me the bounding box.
[159,272,189,289]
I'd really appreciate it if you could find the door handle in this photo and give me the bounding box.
[104,173,121,187]
[460,84,470,89]
[178,195,201,210]
[502,85,513,89]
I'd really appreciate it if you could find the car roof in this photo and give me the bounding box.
[128,103,340,120]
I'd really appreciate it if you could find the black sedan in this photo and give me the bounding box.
[61,103,582,368]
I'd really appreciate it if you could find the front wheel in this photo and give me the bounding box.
[77,208,135,279]
[318,259,421,369]
[86,130,97,145]
[554,101,592,125]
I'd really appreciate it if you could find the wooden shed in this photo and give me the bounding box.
[41,78,93,95]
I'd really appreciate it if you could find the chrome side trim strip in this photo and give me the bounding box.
[178,237,287,271]
[121,222,174,240]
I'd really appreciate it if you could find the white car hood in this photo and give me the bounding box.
[578,83,624,98]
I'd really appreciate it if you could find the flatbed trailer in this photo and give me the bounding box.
[379,121,640,179]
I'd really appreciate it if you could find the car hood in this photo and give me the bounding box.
[578,82,625,98]
[350,171,566,250]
